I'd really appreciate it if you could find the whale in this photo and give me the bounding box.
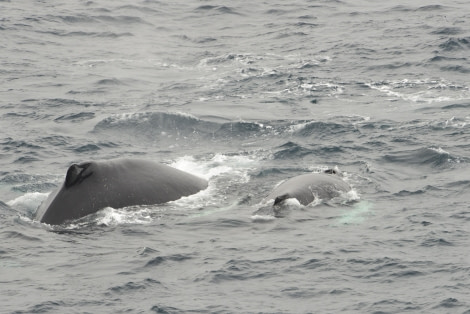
[266,169,351,206]
[35,158,208,225]
[254,169,351,217]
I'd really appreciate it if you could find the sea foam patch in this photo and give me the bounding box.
[7,192,49,215]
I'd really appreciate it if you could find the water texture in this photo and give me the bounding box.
[1,0,470,313]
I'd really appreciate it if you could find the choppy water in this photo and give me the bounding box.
[1,0,470,313]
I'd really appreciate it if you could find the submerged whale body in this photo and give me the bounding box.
[265,169,351,206]
[254,169,351,218]
[35,158,208,225]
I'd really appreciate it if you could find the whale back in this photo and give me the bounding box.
[36,159,208,225]
[265,172,350,206]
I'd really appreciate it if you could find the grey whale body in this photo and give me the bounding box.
[261,170,351,214]
[35,158,208,225]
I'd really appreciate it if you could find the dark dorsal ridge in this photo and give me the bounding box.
[65,163,93,188]
[324,169,337,175]
[274,193,290,206]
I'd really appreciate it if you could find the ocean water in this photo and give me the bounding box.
[1,0,470,313]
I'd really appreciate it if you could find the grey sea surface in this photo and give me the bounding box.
[1,0,470,313]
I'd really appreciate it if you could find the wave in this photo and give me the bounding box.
[431,27,463,36]
[92,112,215,144]
[96,78,126,85]
[92,112,281,145]
[428,55,467,63]
[108,278,162,294]
[116,5,161,14]
[0,230,42,242]
[433,298,466,310]
[439,37,470,52]
[53,15,97,24]
[194,52,336,102]
[91,112,470,167]
[197,258,279,284]
[54,112,95,123]
[194,5,242,15]
[33,98,93,107]
[421,237,453,247]
[93,15,152,25]
[416,5,447,11]
[382,147,464,169]
[143,254,192,268]
[290,120,358,137]
[1,138,43,151]
[39,30,133,38]
[272,142,313,160]
[365,78,470,104]
[93,112,371,142]
[1,138,46,164]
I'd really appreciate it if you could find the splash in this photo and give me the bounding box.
[335,201,373,225]
[94,207,154,226]
[7,192,49,215]
[366,79,470,104]
[170,153,256,181]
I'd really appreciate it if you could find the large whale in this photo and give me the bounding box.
[35,158,208,225]
[254,170,351,217]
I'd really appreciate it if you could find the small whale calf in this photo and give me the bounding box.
[265,169,351,206]
[254,169,351,217]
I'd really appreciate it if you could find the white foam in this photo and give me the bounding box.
[307,197,323,207]
[7,192,49,214]
[170,153,256,181]
[282,198,302,207]
[366,79,470,104]
[430,146,449,155]
[429,146,462,164]
[343,189,361,202]
[443,116,467,128]
[251,214,276,222]
[288,121,310,133]
[95,207,153,226]
[307,165,343,174]
[169,183,217,210]
[335,201,374,225]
